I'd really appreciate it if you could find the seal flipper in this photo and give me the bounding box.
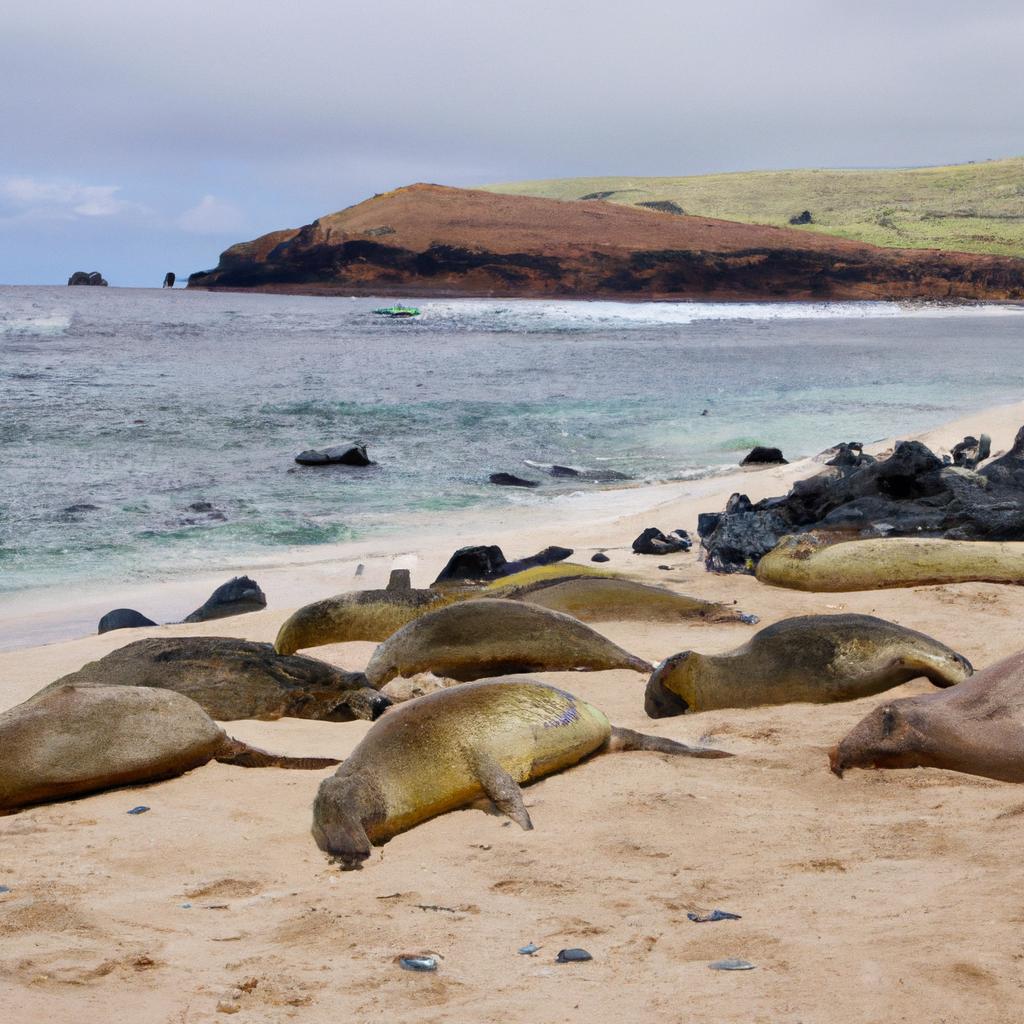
[472,752,533,830]
[215,737,340,770]
[607,727,732,758]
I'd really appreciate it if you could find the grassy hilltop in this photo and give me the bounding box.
[482,157,1024,258]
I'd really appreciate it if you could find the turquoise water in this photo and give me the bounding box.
[2,285,1023,595]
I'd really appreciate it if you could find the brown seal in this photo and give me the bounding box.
[645,613,971,717]
[0,684,339,813]
[311,677,731,867]
[39,636,389,721]
[830,648,1024,783]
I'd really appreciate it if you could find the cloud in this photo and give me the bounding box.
[177,195,247,234]
[0,177,139,217]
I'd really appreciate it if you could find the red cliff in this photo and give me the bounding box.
[188,184,1024,301]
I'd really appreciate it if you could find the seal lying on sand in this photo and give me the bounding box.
[495,575,755,624]
[364,599,652,686]
[311,677,731,867]
[0,685,339,812]
[40,637,389,722]
[756,533,1024,591]
[274,589,456,655]
[830,649,1024,782]
[273,564,612,655]
[644,614,971,717]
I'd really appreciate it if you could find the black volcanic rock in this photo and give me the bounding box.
[68,271,107,286]
[295,444,373,466]
[183,576,267,623]
[632,527,692,555]
[741,446,788,466]
[432,544,572,585]
[98,608,158,634]
[700,429,1024,574]
[490,472,539,488]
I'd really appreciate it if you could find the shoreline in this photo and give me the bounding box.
[5,398,1023,655]
[5,399,1024,1021]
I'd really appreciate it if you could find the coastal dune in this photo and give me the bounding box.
[187,184,1024,301]
[4,404,1024,1021]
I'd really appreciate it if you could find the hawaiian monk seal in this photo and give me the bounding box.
[493,575,756,625]
[644,614,972,717]
[0,685,339,813]
[756,533,1024,592]
[311,677,731,867]
[364,599,652,686]
[39,637,389,722]
[830,649,1024,782]
[274,588,457,655]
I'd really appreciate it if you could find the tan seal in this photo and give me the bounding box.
[830,649,1024,783]
[756,532,1024,591]
[364,598,652,686]
[274,588,456,655]
[311,677,731,867]
[0,684,338,813]
[496,575,755,624]
[644,613,972,717]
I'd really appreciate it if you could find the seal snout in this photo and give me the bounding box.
[827,744,845,778]
[644,653,692,719]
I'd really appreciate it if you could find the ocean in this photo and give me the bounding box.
[2,285,1024,608]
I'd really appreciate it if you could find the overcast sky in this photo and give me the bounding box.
[2,0,1022,285]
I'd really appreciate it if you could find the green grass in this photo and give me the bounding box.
[481,158,1024,258]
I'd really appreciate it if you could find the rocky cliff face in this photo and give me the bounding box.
[188,184,1024,301]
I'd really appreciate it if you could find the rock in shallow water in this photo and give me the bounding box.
[295,444,373,466]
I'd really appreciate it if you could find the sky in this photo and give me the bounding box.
[2,0,1023,286]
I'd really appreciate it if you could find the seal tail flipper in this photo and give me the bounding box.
[472,753,533,830]
[607,726,733,758]
[215,738,340,770]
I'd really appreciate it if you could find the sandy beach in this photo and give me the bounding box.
[4,401,1024,1023]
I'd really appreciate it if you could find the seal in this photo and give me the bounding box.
[644,614,972,717]
[495,575,754,624]
[830,649,1024,782]
[311,677,731,867]
[0,684,339,813]
[39,637,389,722]
[364,599,652,686]
[756,533,1024,591]
[274,588,456,655]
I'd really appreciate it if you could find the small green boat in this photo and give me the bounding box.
[373,304,420,318]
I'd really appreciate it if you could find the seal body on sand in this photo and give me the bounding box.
[41,637,389,722]
[0,685,339,812]
[274,589,456,655]
[311,677,731,867]
[830,649,1024,782]
[364,599,652,686]
[756,533,1024,591]
[644,613,972,717]
[496,575,753,624]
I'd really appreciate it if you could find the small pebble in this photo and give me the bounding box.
[0,885,10,894]
[708,958,756,971]
[127,806,150,815]
[738,612,760,625]
[657,564,674,571]
[591,552,610,563]
[355,563,365,576]
[399,956,437,972]
[518,943,540,955]
[556,948,592,963]
[180,903,192,909]
[216,1000,241,1014]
